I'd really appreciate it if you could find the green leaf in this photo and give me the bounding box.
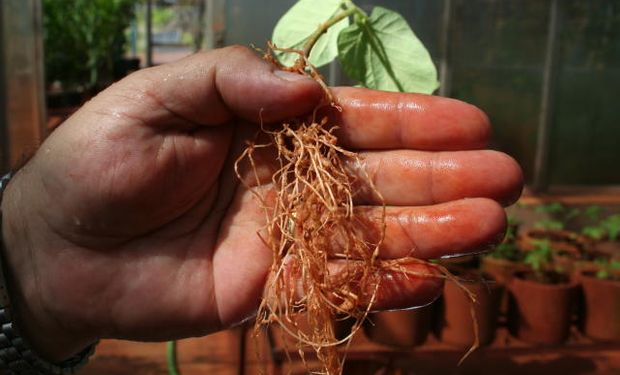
[582,225,606,240]
[535,203,566,214]
[272,0,349,68]
[534,219,564,230]
[584,205,602,221]
[602,214,620,241]
[337,6,438,94]
[490,242,523,262]
[524,239,554,272]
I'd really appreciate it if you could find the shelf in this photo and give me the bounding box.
[267,325,620,375]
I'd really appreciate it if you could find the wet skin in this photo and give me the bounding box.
[0,46,523,361]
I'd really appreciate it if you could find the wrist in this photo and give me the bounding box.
[0,170,96,363]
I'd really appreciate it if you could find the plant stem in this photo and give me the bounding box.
[301,2,365,58]
[167,340,181,375]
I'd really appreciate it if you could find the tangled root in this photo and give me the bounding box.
[235,46,477,374]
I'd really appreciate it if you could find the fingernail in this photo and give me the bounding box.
[274,70,313,82]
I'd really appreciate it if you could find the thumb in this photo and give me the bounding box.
[91,45,324,127]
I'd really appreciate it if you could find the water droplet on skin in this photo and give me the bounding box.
[437,214,455,224]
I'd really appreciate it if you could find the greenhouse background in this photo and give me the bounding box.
[227,0,620,190]
[1,0,620,374]
[3,0,619,190]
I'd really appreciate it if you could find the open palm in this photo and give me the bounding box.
[1,46,522,361]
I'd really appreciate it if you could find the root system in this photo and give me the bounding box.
[235,47,477,374]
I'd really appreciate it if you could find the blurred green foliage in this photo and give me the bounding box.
[43,0,138,90]
[595,258,620,280]
[488,215,524,262]
[524,239,555,281]
[152,7,175,27]
[583,214,620,241]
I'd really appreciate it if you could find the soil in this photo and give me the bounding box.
[519,270,570,284]
[581,270,620,282]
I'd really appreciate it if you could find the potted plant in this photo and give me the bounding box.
[508,239,579,345]
[572,213,620,276]
[518,203,588,260]
[43,0,139,109]
[482,215,526,284]
[364,303,435,348]
[436,269,503,348]
[584,214,620,259]
[578,258,620,342]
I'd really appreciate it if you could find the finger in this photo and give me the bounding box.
[233,141,523,207]
[84,45,323,128]
[323,87,491,151]
[350,149,523,207]
[340,198,506,260]
[330,259,444,312]
[280,258,443,313]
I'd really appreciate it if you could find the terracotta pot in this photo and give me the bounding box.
[283,313,355,346]
[438,254,480,269]
[481,256,527,285]
[364,304,433,347]
[482,257,529,316]
[572,245,616,277]
[579,272,620,342]
[438,274,503,348]
[341,359,390,375]
[571,260,601,277]
[594,240,620,261]
[508,272,578,345]
[553,252,581,274]
[333,315,357,342]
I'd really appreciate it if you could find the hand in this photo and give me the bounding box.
[0,46,522,361]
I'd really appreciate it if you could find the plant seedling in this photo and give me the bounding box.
[506,215,521,234]
[166,0,488,371]
[524,240,553,273]
[532,203,580,231]
[581,225,607,240]
[602,214,620,241]
[490,242,523,262]
[43,0,137,90]
[271,0,438,92]
[583,205,603,222]
[523,239,577,284]
[595,258,620,280]
[578,205,603,239]
[488,215,523,262]
[250,3,446,373]
[534,219,565,231]
[581,213,620,241]
[167,2,445,374]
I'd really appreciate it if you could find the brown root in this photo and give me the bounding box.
[235,46,477,374]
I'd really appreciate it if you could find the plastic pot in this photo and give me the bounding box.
[438,273,503,348]
[579,272,620,342]
[481,256,527,285]
[508,272,578,345]
[594,240,620,261]
[364,303,434,347]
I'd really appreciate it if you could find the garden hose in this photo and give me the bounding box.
[166,340,181,375]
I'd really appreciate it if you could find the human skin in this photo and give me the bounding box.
[0,46,522,361]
